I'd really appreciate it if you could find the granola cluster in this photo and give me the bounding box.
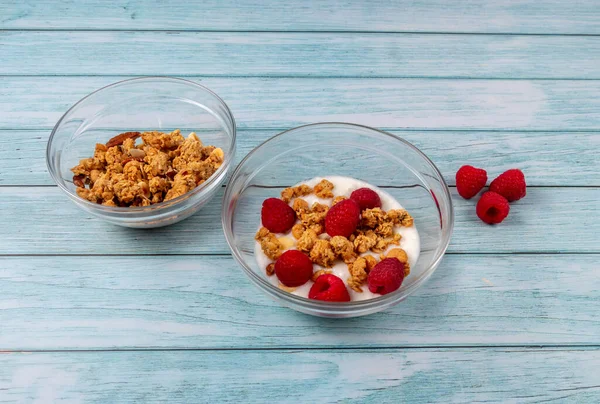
[70,130,224,207]
[256,179,414,293]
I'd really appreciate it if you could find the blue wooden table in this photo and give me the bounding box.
[1,1,600,402]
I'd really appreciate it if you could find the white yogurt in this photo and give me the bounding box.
[255,176,420,301]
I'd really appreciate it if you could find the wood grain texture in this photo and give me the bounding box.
[3,31,600,78]
[2,348,600,403]
[0,0,598,399]
[0,186,597,255]
[2,0,599,34]
[0,254,599,350]
[2,77,600,131]
[2,129,598,186]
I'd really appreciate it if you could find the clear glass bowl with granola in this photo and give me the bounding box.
[223,123,453,318]
[47,77,236,228]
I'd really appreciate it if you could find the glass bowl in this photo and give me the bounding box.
[222,123,453,318]
[47,77,236,228]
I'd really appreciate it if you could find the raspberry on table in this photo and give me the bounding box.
[308,274,351,302]
[367,258,405,295]
[490,169,526,202]
[261,197,296,233]
[456,165,488,199]
[476,191,510,224]
[324,199,360,238]
[350,187,382,210]
[274,250,314,287]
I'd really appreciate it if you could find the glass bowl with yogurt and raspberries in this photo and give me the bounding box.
[222,123,453,318]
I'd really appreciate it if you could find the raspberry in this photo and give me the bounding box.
[308,274,351,302]
[275,250,313,287]
[350,187,382,210]
[490,169,526,202]
[324,199,360,238]
[455,165,487,199]
[476,191,510,225]
[261,197,296,233]
[367,258,405,295]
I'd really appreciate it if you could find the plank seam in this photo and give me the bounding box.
[0,252,598,257]
[3,128,600,133]
[3,74,600,81]
[1,345,599,353]
[2,29,600,36]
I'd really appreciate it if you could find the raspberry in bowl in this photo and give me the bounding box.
[222,123,453,317]
[254,176,420,302]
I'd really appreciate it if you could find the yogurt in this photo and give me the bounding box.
[255,176,420,301]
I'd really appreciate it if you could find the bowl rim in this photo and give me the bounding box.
[222,122,454,313]
[46,76,236,214]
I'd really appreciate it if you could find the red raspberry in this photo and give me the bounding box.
[324,199,360,238]
[490,169,526,202]
[308,274,351,302]
[275,250,313,287]
[455,165,488,199]
[367,258,405,295]
[350,187,382,210]
[476,191,510,225]
[261,197,296,233]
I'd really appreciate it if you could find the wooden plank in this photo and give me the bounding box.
[0,187,597,255]
[0,254,598,349]
[3,31,600,78]
[2,130,598,186]
[1,348,600,402]
[2,77,600,131]
[1,0,599,34]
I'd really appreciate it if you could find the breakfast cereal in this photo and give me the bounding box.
[71,129,223,207]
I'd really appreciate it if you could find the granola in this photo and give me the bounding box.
[354,230,378,253]
[281,184,313,203]
[297,228,318,253]
[387,209,414,227]
[332,195,347,205]
[255,176,417,299]
[330,235,357,264]
[314,179,334,199]
[255,227,283,260]
[347,257,369,292]
[309,239,336,268]
[291,223,306,239]
[70,129,224,207]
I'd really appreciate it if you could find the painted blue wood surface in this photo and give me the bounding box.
[0,186,598,254]
[2,77,600,130]
[2,130,598,186]
[2,348,600,403]
[3,31,600,78]
[0,254,598,350]
[1,0,599,401]
[2,0,599,34]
